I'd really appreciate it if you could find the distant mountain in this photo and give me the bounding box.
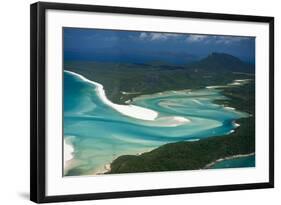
[189,52,255,73]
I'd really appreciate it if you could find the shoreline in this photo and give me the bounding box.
[65,70,192,127]
[64,138,74,166]
[65,70,158,121]
[94,164,112,175]
[102,150,150,174]
[108,116,255,174]
[203,152,255,169]
[105,148,253,175]
[64,70,253,176]
[64,137,75,174]
[206,78,252,89]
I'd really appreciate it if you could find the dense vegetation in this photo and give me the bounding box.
[65,52,255,173]
[108,118,254,173]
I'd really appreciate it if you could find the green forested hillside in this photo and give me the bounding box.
[108,117,254,174]
[65,52,254,104]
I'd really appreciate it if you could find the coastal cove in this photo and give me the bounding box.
[207,154,255,169]
[63,69,254,176]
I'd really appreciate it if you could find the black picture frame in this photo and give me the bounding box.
[30,2,274,203]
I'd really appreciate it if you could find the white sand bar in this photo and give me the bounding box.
[65,70,158,121]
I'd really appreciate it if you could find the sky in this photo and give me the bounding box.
[64,27,255,64]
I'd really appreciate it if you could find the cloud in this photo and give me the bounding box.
[213,36,250,44]
[185,34,251,44]
[151,33,168,40]
[139,32,182,41]
[138,32,252,45]
[185,34,208,42]
[139,32,148,39]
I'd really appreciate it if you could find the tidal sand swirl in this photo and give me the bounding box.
[64,70,249,176]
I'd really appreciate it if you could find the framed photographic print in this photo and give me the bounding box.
[30,2,274,203]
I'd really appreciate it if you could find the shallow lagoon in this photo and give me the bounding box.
[64,71,249,176]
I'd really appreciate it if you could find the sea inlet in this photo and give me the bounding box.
[64,70,250,176]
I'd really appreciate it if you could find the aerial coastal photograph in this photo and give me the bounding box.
[63,27,255,176]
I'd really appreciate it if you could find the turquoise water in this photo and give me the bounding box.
[64,71,249,176]
[210,155,255,169]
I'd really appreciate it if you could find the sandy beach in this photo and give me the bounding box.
[204,152,255,169]
[207,78,252,89]
[65,70,158,121]
[64,138,75,175]
[65,70,192,127]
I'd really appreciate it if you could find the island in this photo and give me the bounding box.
[64,52,255,176]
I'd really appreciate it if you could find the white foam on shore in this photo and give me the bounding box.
[64,138,74,167]
[207,79,252,89]
[235,79,251,82]
[121,91,141,95]
[224,106,235,110]
[233,122,240,128]
[65,70,158,121]
[204,152,255,169]
[228,82,241,86]
[228,130,235,134]
[124,99,132,104]
[186,139,200,142]
[206,85,228,89]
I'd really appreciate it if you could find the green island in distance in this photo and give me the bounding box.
[64,52,255,174]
